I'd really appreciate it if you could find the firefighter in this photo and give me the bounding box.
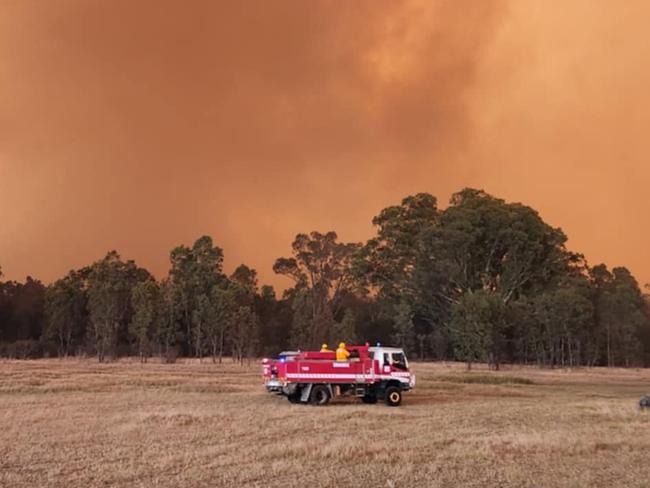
[320,343,332,352]
[336,342,350,361]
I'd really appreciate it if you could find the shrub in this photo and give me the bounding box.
[12,340,43,359]
[164,346,178,364]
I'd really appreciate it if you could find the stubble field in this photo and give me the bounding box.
[1,359,649,487]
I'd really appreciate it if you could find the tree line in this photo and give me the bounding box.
[1,188,649,367]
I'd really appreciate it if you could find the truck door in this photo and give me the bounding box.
[381,353,392,374]
[381,352,408,374]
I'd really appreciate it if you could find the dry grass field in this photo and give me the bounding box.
[1,359,649,487]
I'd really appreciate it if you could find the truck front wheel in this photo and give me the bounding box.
[384,386,402,407]
[310,385,331,406]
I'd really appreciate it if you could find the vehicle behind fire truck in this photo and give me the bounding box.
[262,344,415,406]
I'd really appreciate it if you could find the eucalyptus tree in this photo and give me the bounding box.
[230,305,257,365]
[332,308,358,345]
[44,271,87,357]
[390,302,415,354]
[418,189,575,304]
[130,279,159,362]
[87,251,150,361]
[204,285,237,363]
[414,189,579,362]
[274,231,362,348]
[228,264,259,362]
[255,285,292,357]
[449,291,508,369]
[591,265,647,366]
[358,193,438,300]
[157,279,180,362]
[529,277,595,367]
[358,193,439,358]
[168,235,225,357]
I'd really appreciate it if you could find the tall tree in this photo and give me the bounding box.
[591,266,648,366]
[230,264,258,293]
[419,189,575,304]
[255,285,291,356]
[359,193,438,300]
[130,279,159,362]
[8,277,46,342]
[204,285,236,363]
[44,271,87,357]
[529,278,595,367]
[413,189,579,359]
[332,308,358,345]
[230,305,258,365]
[642,288,650,366]
[390,302,415,354]
[450,291,508,370]
[87,251,149,362]
[274,231,361,348]
[157,279,181,362]
[287,289,312,349]
[228,264,259,362]
[168,236,225,356]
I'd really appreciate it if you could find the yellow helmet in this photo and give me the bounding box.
[339,342,346,348]
[321,343,328,349]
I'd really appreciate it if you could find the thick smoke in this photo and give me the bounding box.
[1,1,647,288]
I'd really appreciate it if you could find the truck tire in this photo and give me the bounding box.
[384,386,402,407]
[287,392,301,404]
[310,385,331,406]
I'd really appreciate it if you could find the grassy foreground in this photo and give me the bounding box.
[1,359,649,487]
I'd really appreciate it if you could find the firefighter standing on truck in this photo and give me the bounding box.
[320,343,332,352]
[336,342,350,361]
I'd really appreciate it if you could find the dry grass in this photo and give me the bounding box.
[1,359,649,487]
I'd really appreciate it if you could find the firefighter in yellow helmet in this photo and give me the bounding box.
[320,343,332,352]
[336,342,350,361]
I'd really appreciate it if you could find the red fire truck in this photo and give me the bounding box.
[262,344,415,407]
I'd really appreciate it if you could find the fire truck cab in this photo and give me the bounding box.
[262,344,415,407]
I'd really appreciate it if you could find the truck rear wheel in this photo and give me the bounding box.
[361,394,377,404]
[310,385,330,406]
[384,386,402,407]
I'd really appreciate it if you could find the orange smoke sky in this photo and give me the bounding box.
[1,0,649,291]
